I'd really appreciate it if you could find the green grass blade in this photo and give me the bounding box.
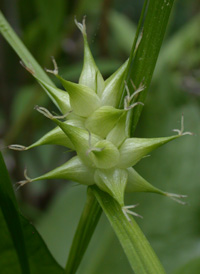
[0,152,30,274]
[0,212,66,273]
[91,185,166,274]
[0,11,53,85]
[120,0,175,135]
[65,188,102,274]
[118,0,148,109]
[20,215,65,274]
[0,151,65,273]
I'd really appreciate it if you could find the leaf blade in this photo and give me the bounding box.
[0,152,30,274]
[119,0,175,135]
[0,152,65,273]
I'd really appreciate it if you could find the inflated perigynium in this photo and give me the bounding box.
[9,19,192,220]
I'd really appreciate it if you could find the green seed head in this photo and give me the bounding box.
[12,19,192,216]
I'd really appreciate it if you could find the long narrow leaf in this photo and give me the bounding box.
[0,152,30,274]
[65,188,102,274]
[0,152,65,273]
[91,185,166,274]
[120,0,175,135]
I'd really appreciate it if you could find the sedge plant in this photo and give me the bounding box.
[9,18,190,217]
[0,0,193,273]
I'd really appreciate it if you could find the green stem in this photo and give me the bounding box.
[91,186,166,274]
[65,187,102,274]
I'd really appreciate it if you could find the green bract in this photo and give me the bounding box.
[10,19,191,219]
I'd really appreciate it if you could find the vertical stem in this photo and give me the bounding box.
[65,187,102,274]
[91,186,166,274]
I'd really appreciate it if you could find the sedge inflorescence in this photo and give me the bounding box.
[10,19,192,220]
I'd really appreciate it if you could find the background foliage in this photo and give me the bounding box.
[0,0,200,273]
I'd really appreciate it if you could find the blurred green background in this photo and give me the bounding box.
[0,0,200,273]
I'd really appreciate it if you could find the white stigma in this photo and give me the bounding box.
[45,56,58,75]
[124,80,145,110]
[34,105,72,120]
[172,115,193,136]
[16,168,32,190]
[122,204,143,222]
